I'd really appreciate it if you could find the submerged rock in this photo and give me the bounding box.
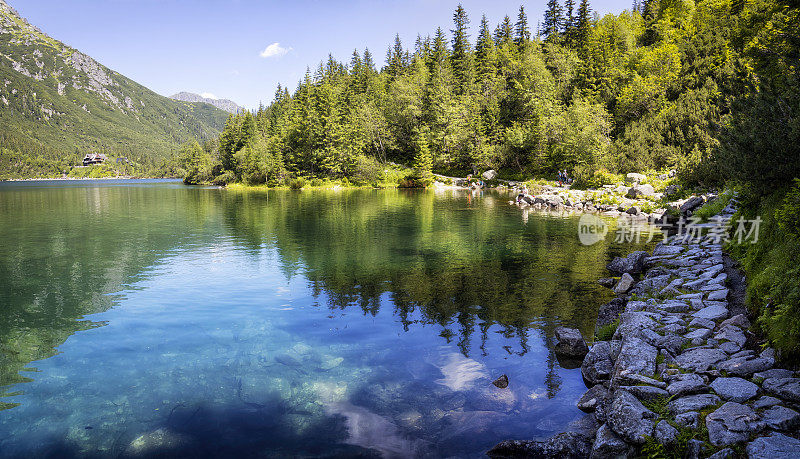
[487,432,592,459]
[124,428,190,457]
[492,374,509,389]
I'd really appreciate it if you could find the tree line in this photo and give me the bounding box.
[179,0,798,195]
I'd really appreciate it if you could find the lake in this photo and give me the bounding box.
[0,179,649,458]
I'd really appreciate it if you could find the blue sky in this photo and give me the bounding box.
[13,0,632,109]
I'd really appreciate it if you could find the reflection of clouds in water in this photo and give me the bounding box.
[314,382,425,458]
[528,389,548,401]
[431,351,488,391]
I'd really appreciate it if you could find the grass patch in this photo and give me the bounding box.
[693,189,734,221]
[596,319,620,341]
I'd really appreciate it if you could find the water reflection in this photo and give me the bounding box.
[0,181,649,457]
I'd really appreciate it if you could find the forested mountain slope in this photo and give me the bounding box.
[0,0,228,177]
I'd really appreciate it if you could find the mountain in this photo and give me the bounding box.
[170,92,242,114]
[0,0,229,174]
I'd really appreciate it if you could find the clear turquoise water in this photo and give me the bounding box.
[0,180,645,458]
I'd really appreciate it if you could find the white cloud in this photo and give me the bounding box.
[200,92,218,100]
[260,42,290,58]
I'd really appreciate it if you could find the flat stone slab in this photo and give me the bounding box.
[692,304,729,321]
[668,393,721,414]
[717,356,774,377]
[754,369,794,380]
[684,328,712,340]
[619,385,669,401]
[675,348,727,372]
[707,289,728,301]
[667,373,707,397]
[688,317,715,329]
[706,402,763,447]
[746,433,800,459]
[762,378,800,403]
[761,405,800,431]
[710,377,758,402]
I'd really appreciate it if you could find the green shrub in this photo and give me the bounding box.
[728,189,800,360]
[596,319,619,341]
[775,178,800,239]
[572,167,623,189]
[289,177,307,189]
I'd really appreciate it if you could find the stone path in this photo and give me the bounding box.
[489,203,800,458]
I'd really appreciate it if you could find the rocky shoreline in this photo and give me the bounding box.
[488,203,800,458]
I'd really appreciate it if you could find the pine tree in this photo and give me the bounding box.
[515,6,531,47]
[494,16,514,47]
[575,0,592,53]
[386,34,405,78]
[450,4,471,91]
[564,0,576,38]
[542,0,564,38]
[475,15,496,81]
[640,0,659,45]
[412,126,433,185]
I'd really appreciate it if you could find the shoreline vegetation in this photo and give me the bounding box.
[489,202,800,458]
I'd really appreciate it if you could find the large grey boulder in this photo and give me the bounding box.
[606,251,649,275]
[667,373,707,397]
[582,342,613,385]
[706,402,764,446]
[614,273,635,294]
[577,384,609,412]
[554,327,589,359]
[762,378,800,403]
[481,169,498,180]
[612,336,657,386]
[596,298,626,327]
[606,390,657,444]
[710,377,759,403]
[675,348,727,372]
[654,420,678,445]
[626,172,646,183]
[746,433,800,459]
[590,423,630,459]
[613,311,658,340]
[668,393,721,414]
[487,432,592,459]
[680,196,705,214]
[761,405,800,431]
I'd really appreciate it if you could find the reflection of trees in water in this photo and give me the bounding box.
[0,186,638,404]
[0,184,226,395]
[219,189,628,361]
